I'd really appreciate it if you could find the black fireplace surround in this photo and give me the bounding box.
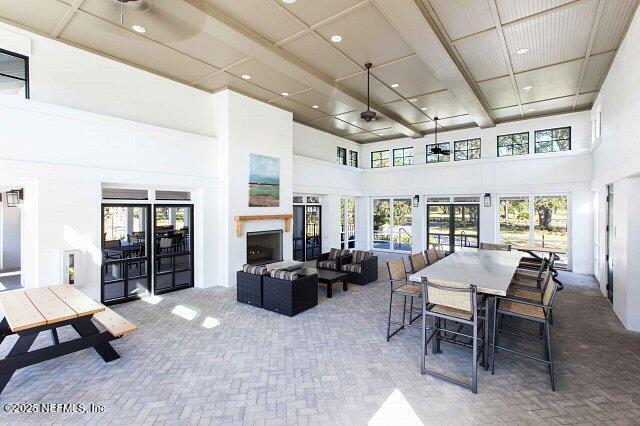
[246,230,283,265]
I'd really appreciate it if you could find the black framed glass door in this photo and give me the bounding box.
[154,205,194,295]
[427,204,479,253]
[101,204,151,304]
[292,204,322,261]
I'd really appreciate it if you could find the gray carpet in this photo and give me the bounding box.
[1,254,639,425]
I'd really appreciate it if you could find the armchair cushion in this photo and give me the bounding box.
[329,248,350,260]
[341,263,362,273]
[242,264,268,276]
[352,250,373,263]
[269,269,299,281]
[317,260,337,270]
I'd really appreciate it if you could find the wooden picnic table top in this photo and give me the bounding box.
[0,285,104,332]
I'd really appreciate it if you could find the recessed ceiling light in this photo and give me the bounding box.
[312,105,319,109]
[391,83,400,88]
[330,35,342,43]
[282,0,296,3]
[527,108,536,112]
[241,74,251,80]
[131,25,146,33]
[421,107,429,111]
[409,98,418,102]
[351,121,357,125]
[516,48,529,55]
[523,85,532,91]
[281,92,289,97]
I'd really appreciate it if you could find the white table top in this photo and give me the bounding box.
[408,249,524,296]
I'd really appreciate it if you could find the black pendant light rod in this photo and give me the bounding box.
[365,63,372,110]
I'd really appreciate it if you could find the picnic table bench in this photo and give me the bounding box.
[0,285,137,395]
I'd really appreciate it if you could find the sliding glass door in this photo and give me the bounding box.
[102,204,151,304]
[427,204,479,253]
[373,198,412,252]
[154,205,193,295]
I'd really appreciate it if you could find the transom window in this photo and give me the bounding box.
[371,150,390,168]
[393,147,413,166]
[497,132,529,157]
[349,150,358,167]
[454,138,481,161]
[0,49,29,99]
[426,142,450,163]
[337,147,347,165]
[535,127,571,153]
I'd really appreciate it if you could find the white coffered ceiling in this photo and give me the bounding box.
[0,0,636,143]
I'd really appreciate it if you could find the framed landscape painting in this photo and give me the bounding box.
[249,154,280,207]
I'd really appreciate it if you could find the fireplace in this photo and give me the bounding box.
[246,230,283,265]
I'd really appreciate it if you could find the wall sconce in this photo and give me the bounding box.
[413,195,420,207]
[483,193,491,207]
[5,189,22,207]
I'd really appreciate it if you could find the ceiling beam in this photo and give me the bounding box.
[373,0,495,128]
[51,0,84,38]
[181,0,422,138]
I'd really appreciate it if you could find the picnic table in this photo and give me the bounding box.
[0,285,137,395]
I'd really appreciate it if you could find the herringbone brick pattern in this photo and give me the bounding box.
[1,254,640,425]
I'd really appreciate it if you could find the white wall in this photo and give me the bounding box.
[0,23,214,137]
[0,96,218,300]
[589,6,640,330]
[293,122,360,164]
[214,90,294,286]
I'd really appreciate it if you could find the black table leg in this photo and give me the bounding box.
[343,279,348,291]
[326,281,332,298]
[50,328,60,345]
[72,317,120,362]
[0,332,38,394]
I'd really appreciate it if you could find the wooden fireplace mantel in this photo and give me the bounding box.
[233,214,294,237]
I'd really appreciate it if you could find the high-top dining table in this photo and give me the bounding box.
[408,249,524,368]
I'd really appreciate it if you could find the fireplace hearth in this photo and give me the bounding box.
[246,230,283,265]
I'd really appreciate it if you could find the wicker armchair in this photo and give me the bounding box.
[340,250,378,285]
[236,264,269,308]
[263,270,318,317]
[317,248,351,272]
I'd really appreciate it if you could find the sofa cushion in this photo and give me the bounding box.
[352,250,373,264]
[242,264,268,275]
[342,263,362,274]
[317,260,337,270]
[270,269,299,281]
[329,248,350,260]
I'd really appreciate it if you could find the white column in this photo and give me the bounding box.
[411,196,424,253]
[355,196,370,250]
[321,194,341,251]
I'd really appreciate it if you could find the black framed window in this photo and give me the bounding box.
[454,138,481,161]
[0,49,29,99]
[535,127,571,153]
[393,147,413,166]
[497,132,529,157]
[337,146,347,165]
[349,150,358,167]
[426,142,450,163]
[371,150,390,168]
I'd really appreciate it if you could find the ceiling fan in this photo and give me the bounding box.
[360,63,378,122]
[105,0,202,41]
[429,117,450,155]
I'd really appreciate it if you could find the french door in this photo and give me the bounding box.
[154,205,194,295]
[372,198,412,252]
[101,204,152,304]
[427,204,479,253]
[292,204,322,262]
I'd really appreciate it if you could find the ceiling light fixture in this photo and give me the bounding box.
[282,0,297,3]
[351,121,357,125]
[516,48,529,55]
[421,107,428,111]
[527,108,536,112]
[131,25,146,33]
[409,98,418,102]
[241,74,251,80]
[391,83,399,88]
[331,35,342,43]
[281,92,289,97]
[523,85,532,91]
[312,105,319,109]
